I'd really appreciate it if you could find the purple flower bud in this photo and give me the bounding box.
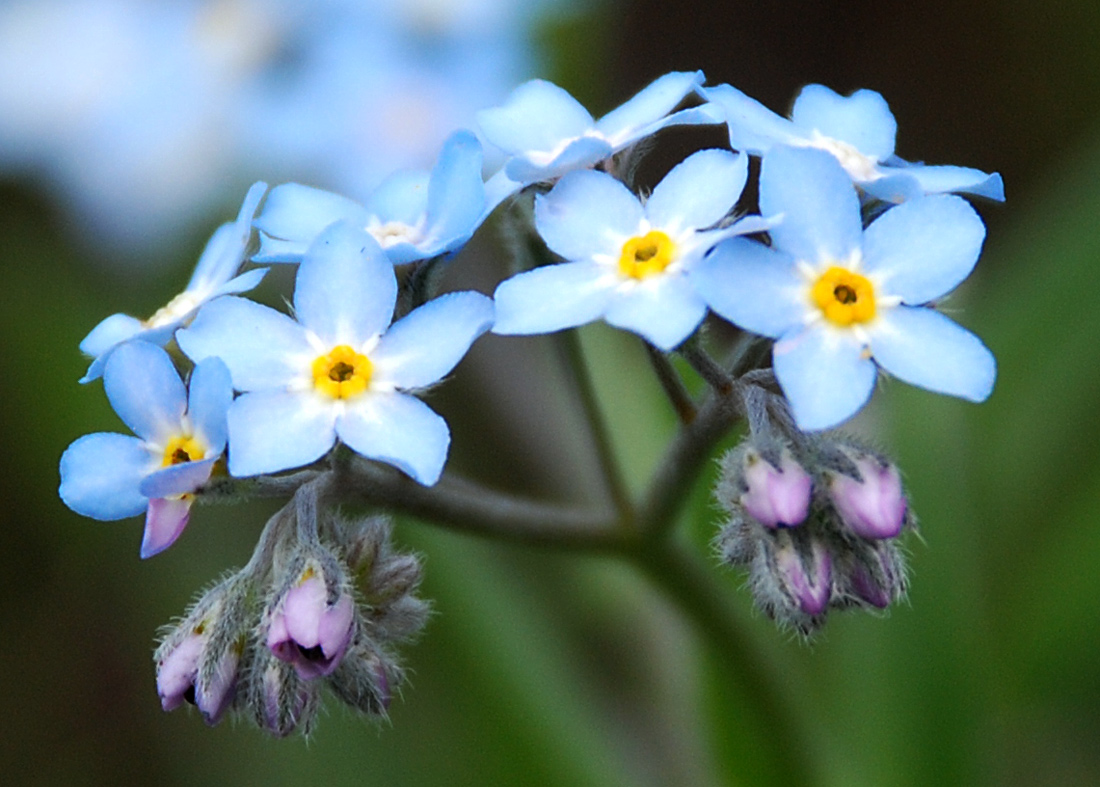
[775,538,832,616]
[830,456,907,539]
[154,600,240,725]
[844,540,907,609]
[255,654,318,738]
[267,564,355,679]
[741,450,813,528]
[157,630,204,712]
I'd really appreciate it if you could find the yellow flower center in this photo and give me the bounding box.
[162,435,205,467]
[811,266,876,326]
[618,230,676,279]
[312,345,373,399]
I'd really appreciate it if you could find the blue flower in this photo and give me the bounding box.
[493,149,769,350]
[694,146,996,430]
[59,342,233,558]
[177,220,493,484]
[78,182,267,383]
[254,131,486,266]
[478,71,719,186]
[700,83,1004,203]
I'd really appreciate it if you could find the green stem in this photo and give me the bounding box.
[637,388,741,539]
[340,457,628,552]
[631,541,816,787]
[679,338,734,395]
[556,329,634,522]
[644,342,697,424]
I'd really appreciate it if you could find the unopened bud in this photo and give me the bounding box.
[839,539,908,609]
[267,558,356,680]
[155,575,250,725]
[251,651,319,738]
[741,449,813,528]
[328,638,397,717]
[774,536,832,617]
[829,454,907,540]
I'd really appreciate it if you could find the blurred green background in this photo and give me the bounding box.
[3,1,1100,785]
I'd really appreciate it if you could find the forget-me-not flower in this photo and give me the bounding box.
[478,71,719,186]
[177,220,494,484]
[78,181,267,383]
[493,148,769,350]
[694,146,996,430]
[700,82,1004,204]
[254,131,486,266]
[59,341,233,557]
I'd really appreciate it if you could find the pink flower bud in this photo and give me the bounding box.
[741,450,813,528]
[775,539,832,616]
[268,564,355,680]
[830,456,907,539]
[155,618,238,724]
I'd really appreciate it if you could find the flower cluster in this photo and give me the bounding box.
[155,505,427,735]
[59,69,1003,731]
[715,432,910,635]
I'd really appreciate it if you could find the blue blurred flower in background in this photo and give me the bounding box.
[0,0,565,256]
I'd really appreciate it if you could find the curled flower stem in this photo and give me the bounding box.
[644,342,697,424]
[556,329,633,523]
[198,469,324,502]
[339,456,629,552]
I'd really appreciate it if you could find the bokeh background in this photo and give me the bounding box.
[3,1,1099,784]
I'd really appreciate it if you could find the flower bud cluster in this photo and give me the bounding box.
[154,510,428,735]
[714,436,911,635]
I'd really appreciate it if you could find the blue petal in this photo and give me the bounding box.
[365,170,430,227]
[178,297,312,391]
[595,71,705,145]
[620,103,726,147]
[211,267,267,299]
[59,433,151,520]
[859,173,925,204]
[253,233,309,264]
[140,457,217,499]
[760,146,862,264]
[869,306,995,402]
[477,79,594,156]
[294,221,397,345]
[372,292,493,389]
[504,135,612,184]
[790,85,896,161]
[493,261,614,335]
[645,149,747,232]
[80,313,145,358]
[188,223,238,286]
[187,356,233,451]
[862,195,985,304]
[338,393,450,486]
[692,238,805,338]
[227,391,336,477]
[773,326,877,430]
[188,181,266,288]
[534,170,643,260]
[254,183,369,253]
[424,130,486,254]
[482,170,524,219]
[699,84,798,154]
[104,342,186,443]
[603,275,708,351]
[878,163,1005,202]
